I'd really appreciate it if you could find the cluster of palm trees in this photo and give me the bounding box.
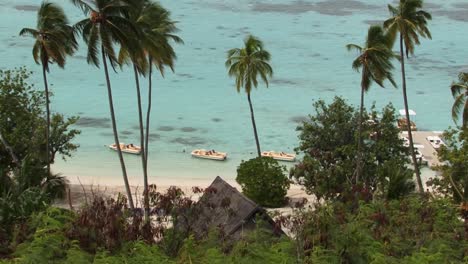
[348,0,432,193]
[20,0,182,219]
[19,0,467,210]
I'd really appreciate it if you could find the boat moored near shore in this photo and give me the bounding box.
[109,143,142,155]
[191,149,227,161]
[261,151,296,162]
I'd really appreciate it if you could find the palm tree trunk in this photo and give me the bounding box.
[101,48,135,209]
[42,65,50,175]
[355,76,366,185]
[247,93,261,157]
[144,56,153,161]
[399,34,424,193]
[0,131,19,166]
[133,63,149,221]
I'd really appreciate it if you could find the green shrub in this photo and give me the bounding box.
[236,157,290,207]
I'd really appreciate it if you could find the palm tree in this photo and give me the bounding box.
[139,2,182,163]
[384,0,432,193]
[19,2,77,175]
[119,0,181,221]
[346,25,397,184]
[226,35,273,157]
[71,0,140,209]
[450,72,468,128]
[120,0,181,220]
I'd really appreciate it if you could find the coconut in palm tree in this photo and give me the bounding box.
[346,25,397,184]
[19,1,77,175]
[226,35,273,157]
[384,0,432,193]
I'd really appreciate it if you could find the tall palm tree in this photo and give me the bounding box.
[384,0,432,193]
[346,25,397,184]
[226,35,273,157]
[450,72,468,128]
[119,0,181,221]
[140,2,182,163]
[71,0,140,209]
[19,2,77,175]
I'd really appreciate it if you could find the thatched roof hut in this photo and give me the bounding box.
[177,176,282,241]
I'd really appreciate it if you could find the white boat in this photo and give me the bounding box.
[191,149,227,161]
[397,109,417,131]
[261,151,296,162]
[426,136,445,149]
[109,143,141,155]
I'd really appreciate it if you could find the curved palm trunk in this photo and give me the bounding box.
[42,65,50,175]
[399,34,424,193]
[144,56,153,161]
[247,93,261,157]
[101,48,135,209]
[133,64,149,221]
[355,74,366,185]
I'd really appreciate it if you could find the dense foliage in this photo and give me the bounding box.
[0,68,80,256]
[429,127,468,235]
[236,157,290,207]
[281,196,468,263]
[1,194,466,263]
[291,97,413,201]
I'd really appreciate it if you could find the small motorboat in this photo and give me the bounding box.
[397,109,417,131]
[191,149,227,161]
[426,136,445,150]
[109,143,141,155]
[261,151,296,162]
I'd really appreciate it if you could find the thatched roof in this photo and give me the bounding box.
[182,176,281,239]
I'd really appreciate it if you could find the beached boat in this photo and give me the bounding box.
[261,151,296,162]
[109,143,141,155]
[191,149,227,161]
[426,136,445,150]
[397,109,417,131]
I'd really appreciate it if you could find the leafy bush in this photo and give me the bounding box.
[277,196,467,263]
[291,97,412,201]
[236,157,290,207]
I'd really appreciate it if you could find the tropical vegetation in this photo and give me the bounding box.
[226,35,273,157]
[71,0,145,209]
[0,68,79,255]
[291,97,413,201]
[346,25,397,184]
[19,2,77,175]
[3,0,468,262]
[118,0,182,221]
[236,157,290,207]
[450,72,468,128]
[383,0,432,193]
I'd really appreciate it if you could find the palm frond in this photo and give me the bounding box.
[19,28,39,38]
[70,0,94,15]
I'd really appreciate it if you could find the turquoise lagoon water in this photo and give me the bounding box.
[1,0,467,186]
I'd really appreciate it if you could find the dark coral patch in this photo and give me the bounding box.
[180,127,197,132]
[170,137,206,146]
[158,126,175,132]
[76,117,110,129]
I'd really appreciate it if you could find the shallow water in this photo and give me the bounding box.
[1,0,465,185]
